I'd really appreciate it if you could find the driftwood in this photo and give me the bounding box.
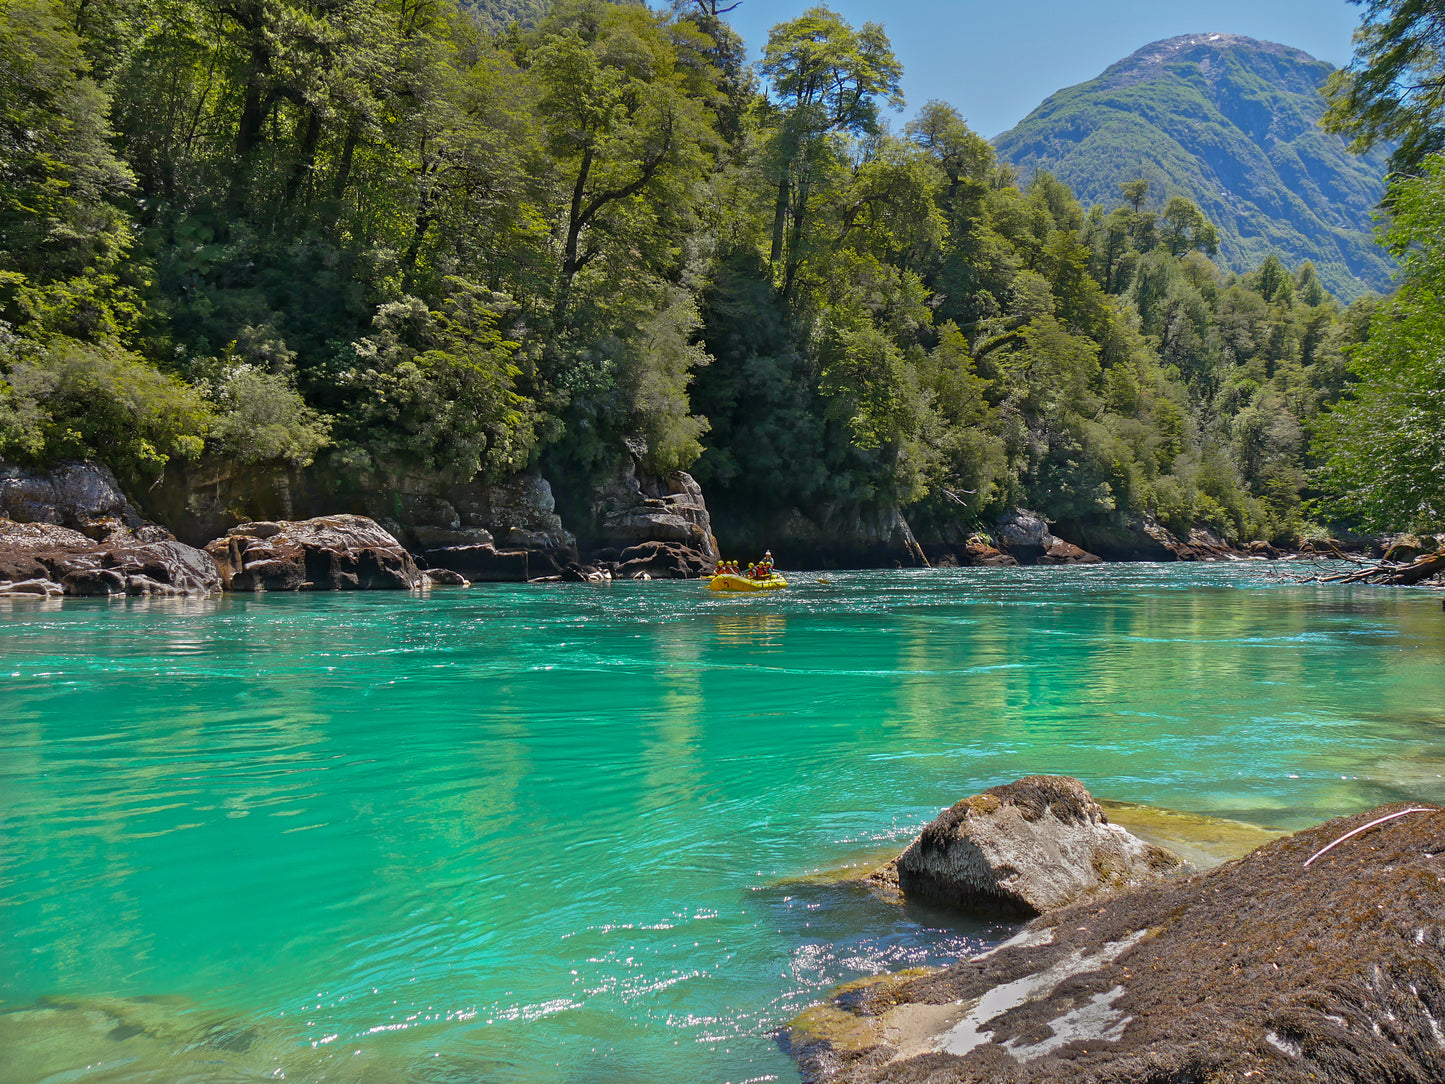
[1304,550,1445,586]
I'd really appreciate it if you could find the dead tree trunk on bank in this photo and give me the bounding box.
[1305,552,1445,586]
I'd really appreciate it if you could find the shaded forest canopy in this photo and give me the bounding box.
[0,0,1434,545]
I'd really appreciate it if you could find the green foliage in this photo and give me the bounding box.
[759,6,903,297]
[460,0,551,34]
[0,326,210,483]
[0,0,1399,548]
[1322,0,1445,174]
[347,281,537,479]
[620,287,712,473]
[1316,157,1445,530]
[210,354,332,470]
[0,0,137,340]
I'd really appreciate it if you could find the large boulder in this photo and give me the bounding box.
[790,802,1445,1084]
[590,459,718,562]
[0,460,144,534]
[1054,516,1183,562]
[876,776,1182,917]
[996,511,1103,565]
[206,515,422,590]
[414,470,578,580]
[958,536,1018,567]
[421,542,537,583]
[1383,533,1438,563]
[0,520,222,597]
[1038,538,1103,565]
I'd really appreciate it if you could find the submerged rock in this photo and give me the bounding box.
[0,995,383,1084]
[0,519,221,597]
[791,802,1445,1084]
[874,777,1183,917]
[206,514,422,590]
[1099,799,1285,871]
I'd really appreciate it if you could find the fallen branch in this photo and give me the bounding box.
[1302,551,1445,586]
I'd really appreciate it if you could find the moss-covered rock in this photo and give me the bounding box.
[791,802,1445,1084]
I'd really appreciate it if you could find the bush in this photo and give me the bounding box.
[211,365,331,467]
[0,326,211,484]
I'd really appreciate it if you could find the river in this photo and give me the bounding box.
[2,564,1443,1082]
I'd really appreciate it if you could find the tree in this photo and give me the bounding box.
[1160,196,1219,258]
[0,327,211,486]
[530,1,722,320]
[1323,0,1445,174]
[759,6,901,297]
[346,279,537,478]
[0,0,137,340]
[1316,156,1445,530]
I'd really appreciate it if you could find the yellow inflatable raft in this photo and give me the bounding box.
[707,572,788,592]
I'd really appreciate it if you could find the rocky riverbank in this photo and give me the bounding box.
[2,457,1433,594]
[786,779,1445,1084]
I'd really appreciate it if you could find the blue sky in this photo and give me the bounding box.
[721,0,1365,138]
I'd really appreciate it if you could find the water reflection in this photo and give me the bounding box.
[711,611,787,648]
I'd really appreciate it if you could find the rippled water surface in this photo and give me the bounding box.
[3,564,1444,1082]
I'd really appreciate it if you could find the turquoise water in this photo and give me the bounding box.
[2,564,1444,1083]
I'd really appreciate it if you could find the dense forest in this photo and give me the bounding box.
[0,0,1440,549]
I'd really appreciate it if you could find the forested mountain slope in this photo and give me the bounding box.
[994,34,1394,300]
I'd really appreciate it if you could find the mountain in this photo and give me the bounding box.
[993,34,1394,300]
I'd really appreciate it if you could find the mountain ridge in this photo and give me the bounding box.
[993,33,1394,299]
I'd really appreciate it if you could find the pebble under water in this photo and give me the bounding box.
[2,563,1444,1083]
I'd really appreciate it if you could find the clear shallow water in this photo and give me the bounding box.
[2,564,1444,1083]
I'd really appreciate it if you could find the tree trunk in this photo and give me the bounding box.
[332,123,359,201]
[284,108,323,208]
[769,174,790,266]
[1311,551,1445,586]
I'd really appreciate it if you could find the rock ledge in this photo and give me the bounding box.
[792,802,1445,1084]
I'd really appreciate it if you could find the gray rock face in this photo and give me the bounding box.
[591,462,718,563]
[206,515,422,591]
[996,511,1103,565]
[0,520,222,597]
[1056,516,1182,562]
[614,539,713,579]
[792,802,1445,1084]
[412,470,578,582]
[885,776,1182,917]
[1383,533,1438,563]
[479,470,574,549]
[997,509,1053,552]
[0,460,144,533]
